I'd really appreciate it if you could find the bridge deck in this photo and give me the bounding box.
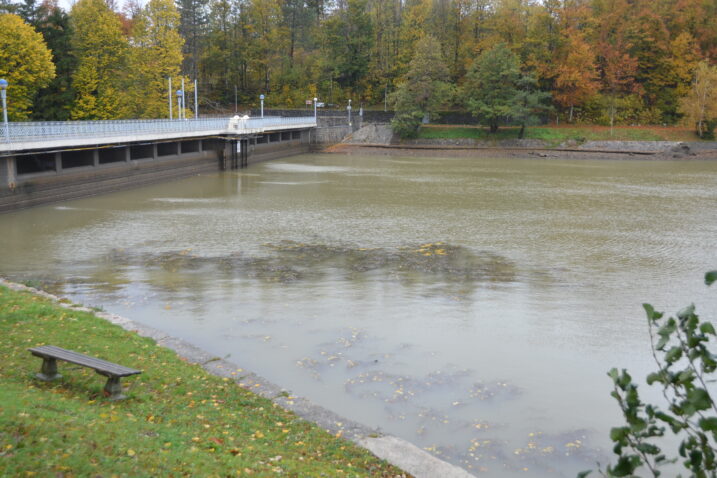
[0,116,316,154]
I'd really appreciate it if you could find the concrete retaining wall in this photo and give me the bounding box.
[0,128,316,212]
[0,151,220,212]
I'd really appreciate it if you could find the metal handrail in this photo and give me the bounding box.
[0,116,316,145]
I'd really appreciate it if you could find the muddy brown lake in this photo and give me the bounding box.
[2,153,716,476]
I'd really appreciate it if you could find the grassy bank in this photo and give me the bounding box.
[418,125,703,145]
[0,285,407,477]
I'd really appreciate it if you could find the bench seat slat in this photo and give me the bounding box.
[29,345,141,377]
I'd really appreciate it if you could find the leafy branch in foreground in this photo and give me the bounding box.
[581,271,717,478]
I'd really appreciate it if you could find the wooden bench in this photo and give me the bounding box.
[29,345,142,400]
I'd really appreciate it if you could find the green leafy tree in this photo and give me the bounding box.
[31,3,77,121]
[390,35,453,139]
[513,73,552,138]
[321,0,374,91]
[582,271,717,478]
[70,0,129,120]
[0,13,55,120]
[463,43,521,133]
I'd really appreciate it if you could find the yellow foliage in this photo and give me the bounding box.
[126,0,185,118]
[70,0,129,119]
[0,14,55,120]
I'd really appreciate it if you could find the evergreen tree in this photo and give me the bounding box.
[463,43,521,133]
[177,0,208,81]
[390,35,453,138]
[0,13,55,120]
[31,3,77,120]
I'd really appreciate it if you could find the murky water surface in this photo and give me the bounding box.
[2,154,717,476]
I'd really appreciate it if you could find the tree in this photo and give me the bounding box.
[513,73,552,138]
[582,271,717,478]
[553,29,599,123]
[463,43,521,133]
[177,0,208,81]
[69,0,129,120]
[0,13,55,120]
[322,0,374,91]
[390,35,453,138]
[679,62,717,139]
[126,0,185,118]
[593,0,640,130]
[30,2,77,121]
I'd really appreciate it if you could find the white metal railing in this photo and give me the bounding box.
[0,116,316,147]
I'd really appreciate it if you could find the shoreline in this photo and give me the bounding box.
[324,142,717,161]
[0,277,474,478]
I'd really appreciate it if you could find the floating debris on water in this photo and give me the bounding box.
[81,240,517,294]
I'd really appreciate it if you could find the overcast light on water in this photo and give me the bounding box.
[2,154,716,476]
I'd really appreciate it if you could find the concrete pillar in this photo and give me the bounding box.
[55,152,62,172]
[93,149,99,167]
[1,156,16,189]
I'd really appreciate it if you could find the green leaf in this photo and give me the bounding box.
[636,442,661,455]
[687,388,713,412]
[665,346,683,363]
[677,304,696,321]
[644,303,657,320]
[610,455,642,476]
[576,471,592,478]
[647,371,665,385]
[698,417,717,432]
[706,270,717,286]
[610,426,629,443]
[700,322,716,335]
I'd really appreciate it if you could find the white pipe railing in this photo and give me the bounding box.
[0,116,316,146]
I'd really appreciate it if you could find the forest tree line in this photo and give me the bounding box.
[1,0,717,127]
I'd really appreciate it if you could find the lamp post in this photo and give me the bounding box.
[0,79,8,143]
[176,89,183,120]
[347,99,352,127]
[313,97,318,122]
[259,94,265,118]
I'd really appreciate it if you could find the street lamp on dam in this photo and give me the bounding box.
[0,79,8,142]
[260,94,265,118]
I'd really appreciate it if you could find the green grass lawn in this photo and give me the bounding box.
[0,285,408,477]
[417,125,703,145]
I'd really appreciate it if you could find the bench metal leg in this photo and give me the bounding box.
[104,376,126,401]
[36,357,62,381]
